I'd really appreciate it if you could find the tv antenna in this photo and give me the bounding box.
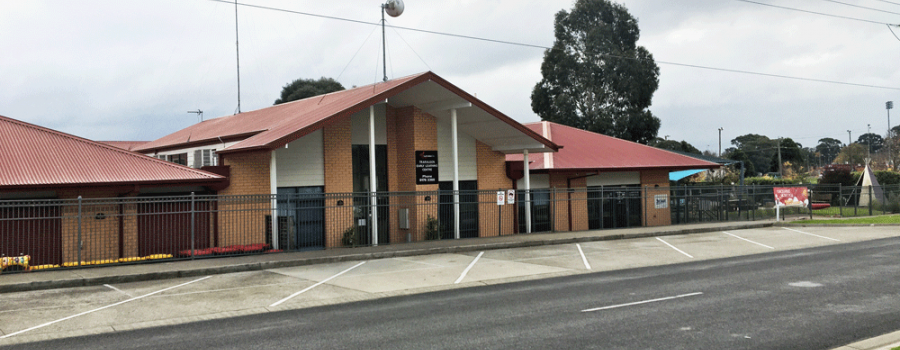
[188,109,204,122]
[381,0,404,82]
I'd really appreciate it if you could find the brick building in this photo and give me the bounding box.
[137,72,560,249]
[0,115,226,266]
[507,122,720,232]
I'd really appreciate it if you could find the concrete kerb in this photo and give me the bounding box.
[0,222,774,294]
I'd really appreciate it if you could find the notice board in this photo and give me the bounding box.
[416,150,438,184]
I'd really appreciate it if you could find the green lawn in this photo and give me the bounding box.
[792,215,900,225]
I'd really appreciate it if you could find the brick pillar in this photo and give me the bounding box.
[218,150,271,246]
[641,170,672,227]
[323,116,354,247]
[476,141,513,237]
[394,106,439,241]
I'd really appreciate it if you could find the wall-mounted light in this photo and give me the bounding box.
[424,196,431,202]
[336,200,344,206]
[95,213,107,220]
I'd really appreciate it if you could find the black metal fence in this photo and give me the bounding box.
[2,185,898,273]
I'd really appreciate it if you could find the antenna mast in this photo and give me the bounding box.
[234,0,242,114]
[380,0,405,82]
[188,109,204,122]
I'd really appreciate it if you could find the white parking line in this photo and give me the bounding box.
[0,276,211,339]
[782,227,841,241]
[656,237,694,258]
[582,292,704,313]
[576,244,592,270]
[455,251,484,284]
[723,231,775,250]
[104,284,134,297]
[270,261,366,307]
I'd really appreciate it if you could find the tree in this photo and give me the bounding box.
[857,133,884,153]
[531,0,660,144]
[725,148,755,176]
[770,138,804,173]
[833,143,867,165]
[274,77,344,105]
[815,138,843,165]
[649,138,700,154]
[729,134,775,177]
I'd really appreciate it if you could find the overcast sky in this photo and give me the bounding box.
[2,0,899,154]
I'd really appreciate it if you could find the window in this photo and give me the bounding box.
[193,149,217,168]
[167,153,187,166]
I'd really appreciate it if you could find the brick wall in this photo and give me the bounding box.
[392,106,439,242]
[641,169,672,227]
[218,150,271,246]
[323,116,354,247]
[476,141,514,237]
[57,189,126,264]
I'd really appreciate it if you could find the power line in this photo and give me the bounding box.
[820,0,900,15]
[206,0,900,91]
[890,24,900,41]
[872,0,900,6]
[735,0,899,26]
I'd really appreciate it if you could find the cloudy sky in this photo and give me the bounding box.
[2,0,898,154]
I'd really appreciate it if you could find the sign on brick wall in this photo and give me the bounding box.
[416,150,438,184]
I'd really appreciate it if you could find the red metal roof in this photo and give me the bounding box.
[0,115,224,189]
[507,122,720,172]
[98,141,148,151]
[136,72,559,155]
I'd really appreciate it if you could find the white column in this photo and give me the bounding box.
[451,108,460,240]
[523,149,531,234]
[270,151,279,249]
[369,105,379,246]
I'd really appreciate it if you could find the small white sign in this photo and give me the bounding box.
[497,191,505,205]
[655,195,668,209]
[507,189,515,204]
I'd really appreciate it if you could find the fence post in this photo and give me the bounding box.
[498,189,502,236]
[77,196,82,267]
[191,192,196,260]
[839,184,843,217]
[869,185,873,216]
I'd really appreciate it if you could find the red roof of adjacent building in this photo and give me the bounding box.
[136,71,559,155]
[98,141,148,151]
[507,122,720,172]
[0,115,224,190]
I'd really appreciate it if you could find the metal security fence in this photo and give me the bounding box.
[2,185,898,274]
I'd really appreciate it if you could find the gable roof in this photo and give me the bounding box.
[507,122,720,172]
[98,141,149,151]
[0,115,224,190]
[136,71,559,155]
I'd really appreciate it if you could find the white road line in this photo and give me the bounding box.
[455,251,484,284]
[270,261,366,307]
[782,227,841,241]
[104,284,134,297]
[0,276,211,339]
[581,292,704,313]
[723,231,775,250]
[576,244,592,270]
[656,237,694,258]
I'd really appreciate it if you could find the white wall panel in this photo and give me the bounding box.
[274,130,324,187]
[516,174,549,189]
[437,119,477,181]
[586,172,641,187]
[351,104,387,145]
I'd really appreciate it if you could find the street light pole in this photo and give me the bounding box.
[888,101,894,168]
[847,130,852,146]
[867,124,871,159]
[718,127,723,157]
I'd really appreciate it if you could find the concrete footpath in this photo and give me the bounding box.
[3,219,899,350]
[0,221,773,294]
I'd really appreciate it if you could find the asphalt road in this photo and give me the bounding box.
[6,235,900,350]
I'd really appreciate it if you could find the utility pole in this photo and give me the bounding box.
[888,101,894,169]
[867,124,871,159]
[234,0,241,114]
[718,127,723,157]
[778,137,783,178]
[847,130,852,146]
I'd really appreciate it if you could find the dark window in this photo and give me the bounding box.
[167,153,187,166]
[518,189,552,233]
[439,181,479,239]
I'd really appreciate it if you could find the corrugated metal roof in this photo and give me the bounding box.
[0,115,224,189]
[136,72,559,155]
[98,141,149,151]
[507,122,720,172]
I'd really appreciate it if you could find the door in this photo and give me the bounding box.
[439,181,479,239]
[352,145,389,245]
[277,187,325,250]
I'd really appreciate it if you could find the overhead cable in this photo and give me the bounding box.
[735,0,899,26]
[206,0,900,91]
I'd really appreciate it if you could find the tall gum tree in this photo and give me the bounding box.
[531,0,660,144]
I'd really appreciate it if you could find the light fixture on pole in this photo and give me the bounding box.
[380,0,405,82]
[718,127,723,157]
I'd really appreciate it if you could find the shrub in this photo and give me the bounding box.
[820,168,855,186]
[341,225,359,247]
[425,215,442,240]
[875,171,900,186]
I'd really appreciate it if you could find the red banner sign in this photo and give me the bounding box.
[773,187,809,207]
